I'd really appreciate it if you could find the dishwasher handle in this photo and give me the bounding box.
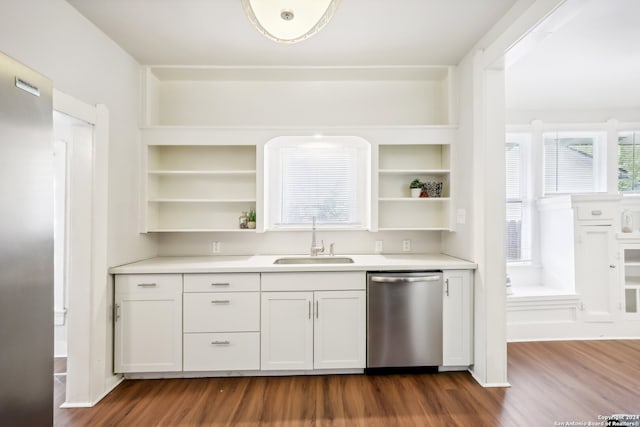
[369,275,441,283]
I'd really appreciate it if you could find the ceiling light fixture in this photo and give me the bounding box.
[240,0,341,44]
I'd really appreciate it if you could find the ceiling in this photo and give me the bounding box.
[506,0,640,112]
[65,0,518,66]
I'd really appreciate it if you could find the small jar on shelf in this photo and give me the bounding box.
[239,211,248,229]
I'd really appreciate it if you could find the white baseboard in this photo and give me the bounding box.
[59,376,124,408]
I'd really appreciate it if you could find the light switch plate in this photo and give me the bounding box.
[456,208,466,225]
[375,240,383,253]
[211,241,221,253]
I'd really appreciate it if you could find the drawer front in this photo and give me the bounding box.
[261,271,366,292]
[183,273,260,293]
[576,206,615,221]
[115,274,182,297]
[183,292,260,332]
[183,332,260,371]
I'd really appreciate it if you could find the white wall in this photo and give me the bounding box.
[158,230,442,257]
[0,0,157,404]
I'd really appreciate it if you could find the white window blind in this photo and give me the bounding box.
[265,136,370,229]
[281,145,357,224]
[543,132,604,194]
[505,142,523,262]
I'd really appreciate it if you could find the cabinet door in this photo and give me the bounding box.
[313,291,366,370]
[114,274,183,373]
[261,292,313,370]
[574,225,617,322]
[442,270,473,366]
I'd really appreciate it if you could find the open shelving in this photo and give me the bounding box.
[144,144,257,232]
[623,248,640,314]
[139,65,458,233]
[376,143,453,231]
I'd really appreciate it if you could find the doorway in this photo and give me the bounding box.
[53,110,94,406]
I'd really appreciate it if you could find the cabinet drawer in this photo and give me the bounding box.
[183,332,260,371]
[183,273,260,293]
[575,206,615,221]
[183,292,260,332]
[261,272,366,292]
[115,274,182,296]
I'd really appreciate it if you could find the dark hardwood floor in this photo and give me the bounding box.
[54,340,640,426]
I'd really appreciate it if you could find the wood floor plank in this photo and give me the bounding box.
[54,340,640,427]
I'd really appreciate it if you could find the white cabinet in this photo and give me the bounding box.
[144,144,257,232]
[183,273,260,371]
[314,291,366,369]
[620,246,640,316]
[260,292,313,370]
[574,225,618,322]
[260,272,366,371]
[114,274,183,373]
[442,270,473,366]
[376,139,454,231]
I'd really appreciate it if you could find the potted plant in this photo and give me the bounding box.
[247,208,256,229]
[409,179,424,198]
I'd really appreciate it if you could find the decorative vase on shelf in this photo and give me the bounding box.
[424,181,443,198]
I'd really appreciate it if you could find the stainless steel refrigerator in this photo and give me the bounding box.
[0,51,54,426]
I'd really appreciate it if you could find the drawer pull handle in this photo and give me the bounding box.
[211,282,230,287]
[591,210,602,216]
[137,283,157,287]
[211,300,230,304]
[211,341,230,345]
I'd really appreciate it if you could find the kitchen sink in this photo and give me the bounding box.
[273,256,355,264]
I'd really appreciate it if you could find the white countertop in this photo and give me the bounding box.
[109,253,477,274]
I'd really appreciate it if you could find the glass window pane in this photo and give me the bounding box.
[506,201,523,262]
[618,131,640,192]
[505,143,521,200]
[544,135,595,194]
[265,136,370,229]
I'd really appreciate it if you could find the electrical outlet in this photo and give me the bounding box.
[402,239,411,252]
[375,240,383,253]
[211,241,221,254]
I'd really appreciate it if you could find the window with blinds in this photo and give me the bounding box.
[618,131,640,192]
[505,134,533,263]
[543,132,605,194]
[265,136,371,229]
[505,142,523,261]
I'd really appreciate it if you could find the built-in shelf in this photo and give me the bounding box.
[143,144,257,233]
[379,197,450,202]
[376,143,453,231]
[379,169,450,175]
[622,247,640,314]
[140,65,459,233]
[147,228,257,233]
[142,65,457,127]
[148,170,256,176]
[149,199,257,203]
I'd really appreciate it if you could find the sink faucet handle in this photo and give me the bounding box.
[329,243,334,256]
[319,240,325,253]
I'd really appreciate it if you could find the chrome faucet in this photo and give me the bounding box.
[310,216,325,256]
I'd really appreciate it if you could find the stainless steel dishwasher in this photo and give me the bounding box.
[366,271,443,369]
